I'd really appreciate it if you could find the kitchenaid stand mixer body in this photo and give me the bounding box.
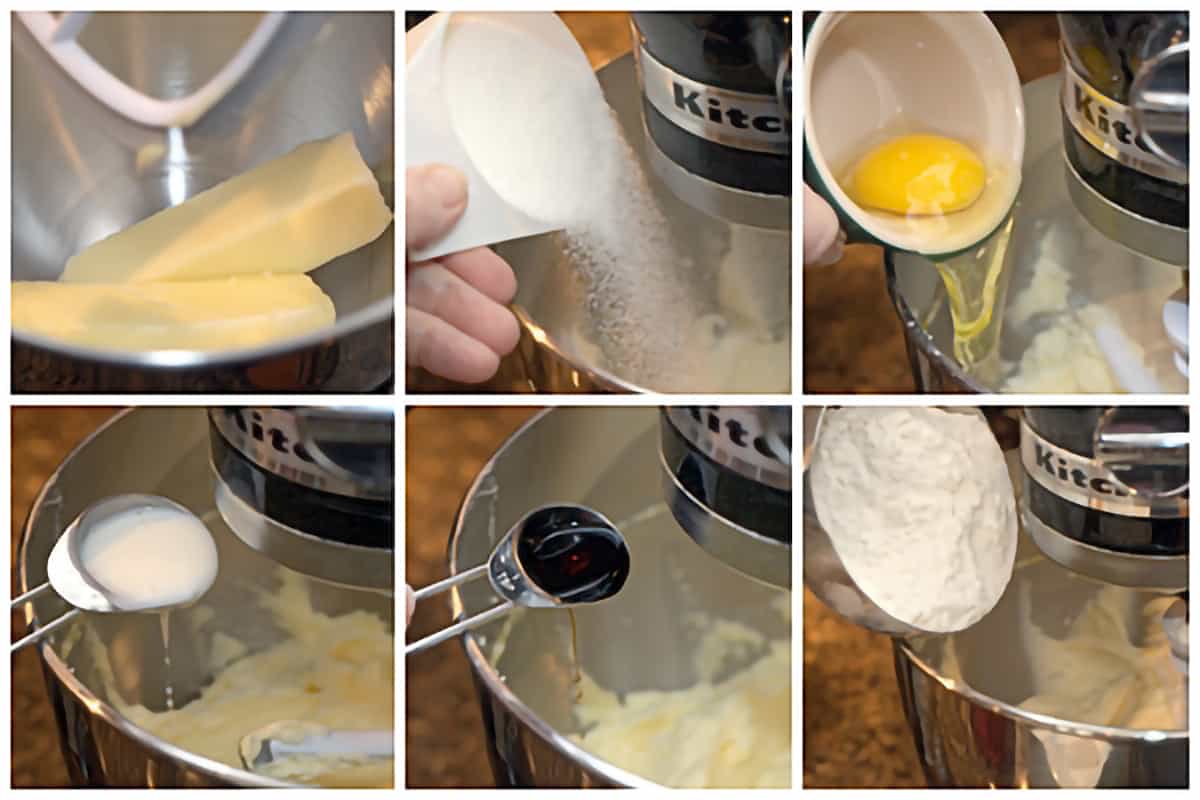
[886,13,1188,393]
[441,406,791,787]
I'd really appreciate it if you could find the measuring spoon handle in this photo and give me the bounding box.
[405,600,514,656]
[412,563,488,603]
[11,607,81,652]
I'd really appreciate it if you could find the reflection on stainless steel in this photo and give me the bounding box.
[12,12,394,392]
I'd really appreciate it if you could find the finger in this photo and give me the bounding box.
[438,247,518,305]
[405,585,416,628]
[803,184,845,266]
[407,307,500,384]
[407,262,521,357]
[406,164,468,253]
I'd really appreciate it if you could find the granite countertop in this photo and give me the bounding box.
[11,407,121,788]
[405,407,538,787]
[804,12,1062,393]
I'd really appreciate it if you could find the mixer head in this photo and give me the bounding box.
[659,406,791,588]
[630,12,791,230]
[1019,407,1187,593]
[208,407,394,592]
[1057,12,1188,267]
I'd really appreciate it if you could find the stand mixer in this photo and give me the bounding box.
[883,12,1189,392]
[208,406,394,593]
[1058,13,1189,375]
[1019,406,1187,594]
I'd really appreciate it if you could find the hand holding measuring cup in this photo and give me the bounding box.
[406,164,520,384]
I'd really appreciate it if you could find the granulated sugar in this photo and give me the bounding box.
[809,407,1017,633]
[443,13,708,387]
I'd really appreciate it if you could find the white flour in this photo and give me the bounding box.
[444,14,703,383]
[810,407,1017,632]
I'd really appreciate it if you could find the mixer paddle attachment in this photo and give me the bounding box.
[405,504,630,656]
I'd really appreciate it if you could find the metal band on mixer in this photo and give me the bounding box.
[209,408,383,501]
[663,406,790,490]
[1019,416,1188,519]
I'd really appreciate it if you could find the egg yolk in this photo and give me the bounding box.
[844,134,987,216]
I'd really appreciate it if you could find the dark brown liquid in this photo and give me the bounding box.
[568,608,582,702]
[516,508,630,604]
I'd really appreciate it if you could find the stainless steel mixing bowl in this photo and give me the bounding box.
[16,408,393,787]
[441,407,791,786]
[893,499,1187,787]
[888,75,1187,394]
[12,12,394,392]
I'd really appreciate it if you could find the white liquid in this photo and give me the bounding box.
[160,610,175,711]
[79,506,218,612]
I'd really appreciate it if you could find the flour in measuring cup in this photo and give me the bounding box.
[443,13,705,384]
[809,407,1017,632]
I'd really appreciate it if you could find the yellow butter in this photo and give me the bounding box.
[13,275,336,352]
[61,133,392,283]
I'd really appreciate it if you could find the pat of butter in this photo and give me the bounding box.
[13,275,335,352]
[61,133,392,284]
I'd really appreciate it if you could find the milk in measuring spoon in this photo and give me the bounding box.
[79,505,218,709]
[841,133,1019,373]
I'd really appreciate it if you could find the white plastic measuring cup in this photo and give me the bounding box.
[406,12,596,262]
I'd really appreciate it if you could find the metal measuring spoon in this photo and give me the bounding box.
[12,494,217,651]
[239,721,392,775]
[405,504,630,656]
[802,407,990,637]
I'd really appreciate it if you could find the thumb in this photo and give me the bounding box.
[405,584,416,629]
[406,164,469,254]
[804,184,844,267]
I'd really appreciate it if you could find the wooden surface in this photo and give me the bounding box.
[404,407,538,788]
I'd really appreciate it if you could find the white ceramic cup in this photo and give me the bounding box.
[804,11,1025,257]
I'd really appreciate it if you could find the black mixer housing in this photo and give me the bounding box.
[1022,407,1187,558]
[632,12,791,200]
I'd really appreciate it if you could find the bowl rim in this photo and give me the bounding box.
[894,635,1189,742]
[11,289,393,370]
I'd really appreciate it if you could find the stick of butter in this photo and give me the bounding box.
[60,133,392,283]
[13,275,336,352]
